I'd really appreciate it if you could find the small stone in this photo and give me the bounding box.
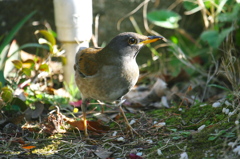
[112,131,117,136]
[129,119,136,125]
[157,149,163,156]
[198,125,206,132]
[225,100,231,106]
[136,152,143,156]
[117,137,125,142]
[180,152,188,159]
[212,102,221,108]
[225,108,230,114]
[228,142,236,148]
[146,139,153,144]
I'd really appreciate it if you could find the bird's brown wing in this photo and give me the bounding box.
[74,48,103,77]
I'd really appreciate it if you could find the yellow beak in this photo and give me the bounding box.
[139,35,164,45]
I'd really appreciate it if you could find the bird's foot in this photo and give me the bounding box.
[126,122,140,137]
[118,105,141,137]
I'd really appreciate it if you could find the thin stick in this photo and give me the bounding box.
[167,0,183,10]
[197,0,209,28]
[117,0,150,30]
[142,0,163,36]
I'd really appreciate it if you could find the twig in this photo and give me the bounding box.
[168,0,183,10]
[129,16,142,34]
[184,6,203,15]
[201,61,219,101]
[117,0,150,30]
[197,0,209,28]
[142,0,162,36]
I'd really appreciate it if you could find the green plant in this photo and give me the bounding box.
[143,0,240,78]
[0,83,13,110]
[147,10,181,29]
[12,29,65,105]
[64,77,80,101]
[0,11,48,85]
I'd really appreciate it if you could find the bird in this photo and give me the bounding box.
[74,32,164,137]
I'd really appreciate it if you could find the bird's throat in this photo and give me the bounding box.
[133,50,140,58]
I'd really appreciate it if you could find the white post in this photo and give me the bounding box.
[53,0,92,83]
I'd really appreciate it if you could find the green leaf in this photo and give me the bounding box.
[170,36,179,44]
[35,30,56,46]
[172,136,180,140]
[216,0,228,14]
[38,63,49,72]
[18,43,49,51]
[1,87,13,103]
[168,128,177,132]
[203,0,212,9]
[183,1,198,11]
[11,97,28,111]
[12,60,23,69]
[200,30,219,48]
[22,59,35,69]
[0,71,4,86]
[208,84,230,91]
[147,10,181,29]
[218,4,240,22]
[6,43,49,61]
[208,136,217,141]
[22,68,31,76]
[200,27,235,48]
[169,57,182,77]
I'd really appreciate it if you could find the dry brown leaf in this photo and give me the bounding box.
[22,145,36,150]
[66,120,110,133]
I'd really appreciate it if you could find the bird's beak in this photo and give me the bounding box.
[139,35,164,45]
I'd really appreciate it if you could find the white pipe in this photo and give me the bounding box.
[53,0,92,83]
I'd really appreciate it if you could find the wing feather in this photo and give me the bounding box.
[74,48,102,77]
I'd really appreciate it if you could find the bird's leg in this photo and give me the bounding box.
[81,98,89,137]
[117,98,139,137]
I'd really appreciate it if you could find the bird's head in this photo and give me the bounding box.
[107,32,164,58]
[98,32,164,64]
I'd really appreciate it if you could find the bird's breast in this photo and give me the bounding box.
[75,59,139,102]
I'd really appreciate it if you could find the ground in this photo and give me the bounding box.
[1,98,239,159]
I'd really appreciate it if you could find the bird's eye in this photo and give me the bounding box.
[128,37,137,45]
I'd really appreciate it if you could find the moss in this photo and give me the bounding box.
[140,103,239,158]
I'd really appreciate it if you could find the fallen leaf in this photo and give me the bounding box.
[12,138,25,144]
[66,120,110,133]
[22,145,36,150]
[69,100,82,107]
[129,153,143,159]
[39,110,66,134]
